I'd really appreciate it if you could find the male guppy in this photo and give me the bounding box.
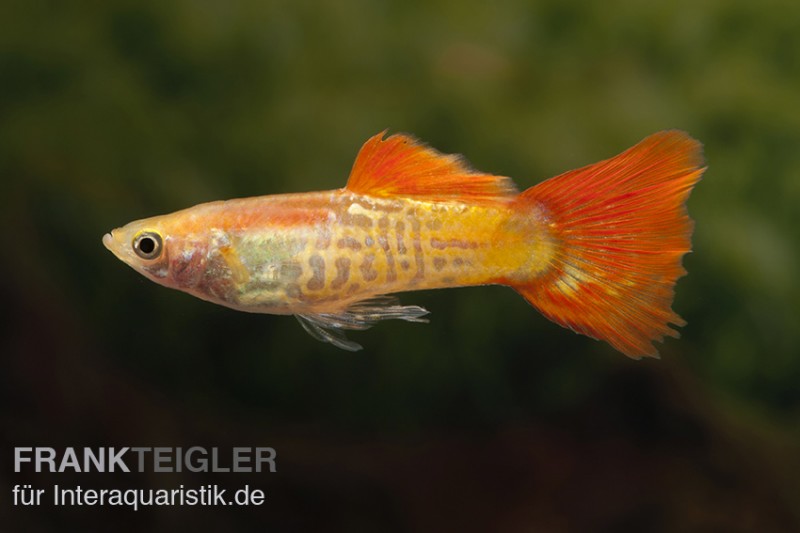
[103,131,704,357]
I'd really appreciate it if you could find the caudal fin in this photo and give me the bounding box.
[513,131,704,358]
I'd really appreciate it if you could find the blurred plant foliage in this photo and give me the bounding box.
[2,0,799,428]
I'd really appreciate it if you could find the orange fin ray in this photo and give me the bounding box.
[346,131,517,204]
[513,131,705,358]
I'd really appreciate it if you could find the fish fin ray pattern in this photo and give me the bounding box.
[345,131,517,204]
[296,296,430,351]
[296,314,363,351]
[511,130,704,358]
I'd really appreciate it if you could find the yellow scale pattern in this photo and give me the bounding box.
[289,194,537,312]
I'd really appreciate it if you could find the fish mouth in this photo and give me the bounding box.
[102,232,114,251]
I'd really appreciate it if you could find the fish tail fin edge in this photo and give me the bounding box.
[511,131,705,358]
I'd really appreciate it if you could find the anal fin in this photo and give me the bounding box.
[296,296,429,351]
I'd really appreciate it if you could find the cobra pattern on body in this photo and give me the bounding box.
[104,130,704,357]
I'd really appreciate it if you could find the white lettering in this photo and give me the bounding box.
[14,447,33,472]
[108,447,130,472]
[37,447,56,472]
[84,448,104,471]
[256,447,277,472]
[58,448,80,472]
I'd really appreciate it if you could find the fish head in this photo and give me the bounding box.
[103,212,209,290]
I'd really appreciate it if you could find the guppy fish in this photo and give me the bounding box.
[103,130,704,357]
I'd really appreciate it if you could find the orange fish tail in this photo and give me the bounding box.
[511,131,705,358]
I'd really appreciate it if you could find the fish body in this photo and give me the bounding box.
[104,130,704,357]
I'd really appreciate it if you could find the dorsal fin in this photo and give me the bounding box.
[345,131,517,204]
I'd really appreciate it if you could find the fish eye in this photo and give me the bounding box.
[132,231,163,260]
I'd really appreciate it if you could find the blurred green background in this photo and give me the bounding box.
[2,0,799,531]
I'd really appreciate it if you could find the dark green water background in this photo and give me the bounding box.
[2,1,798,531]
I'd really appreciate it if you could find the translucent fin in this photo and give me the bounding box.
[511,131,704,358]
[296,314,364,351]
[345,131,517,204]
[296,296,430,351]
